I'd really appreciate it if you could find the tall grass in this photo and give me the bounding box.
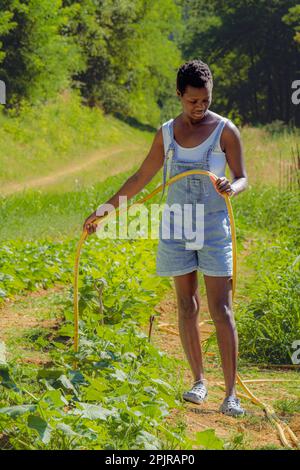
[238,124,300,187]
[234,187,300,364]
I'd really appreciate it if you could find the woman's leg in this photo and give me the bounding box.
[203,275,237,397]
[173,270,205,382]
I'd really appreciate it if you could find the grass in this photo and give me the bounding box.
[230,186,300,364]
[274,399,300,415]
[0,170,140,241]
[238,125,300,187]
[0,90,153,191]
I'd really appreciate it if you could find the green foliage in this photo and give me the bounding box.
[264,120,292,136]
[0,90,152,188]
[0,0,83,106]
[238,261,300,364]
[224,432,248,450]
[0,8,16,65]
[0,0,182,125]
[64,0,183,126]
[0,239,74,304]
[181,0,300,125]
[234,187,300,364]
[233,188,300,247]
[2,0,299,127]
[0,187,192,450]
[192,429,224,450]
[0,312,190,449]
[274,398,300,415]
[282,4,300,44]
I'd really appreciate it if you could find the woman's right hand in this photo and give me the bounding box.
[83,211,99,235]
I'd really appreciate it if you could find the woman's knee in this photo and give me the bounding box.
[210,303,235,325]
[177,294,200,320]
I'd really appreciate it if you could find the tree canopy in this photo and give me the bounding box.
[0,0,299,126]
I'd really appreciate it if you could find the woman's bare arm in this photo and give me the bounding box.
[216,121,248,197]
[83,127,165,233]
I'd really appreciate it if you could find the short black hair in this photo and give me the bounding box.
[176,60,213,95]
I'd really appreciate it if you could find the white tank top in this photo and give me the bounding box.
[170,117,228,177]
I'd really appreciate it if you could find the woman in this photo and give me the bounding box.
[83,59,248,417]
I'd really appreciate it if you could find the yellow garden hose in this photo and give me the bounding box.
[73,169,299,449]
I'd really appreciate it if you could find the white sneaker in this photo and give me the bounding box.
[183,380,208,405]
[219,395,245,417]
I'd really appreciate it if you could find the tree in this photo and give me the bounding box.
[0,0,83,107]
[282,4,300,44]
[180,0,300,125]
[63,0,183,126]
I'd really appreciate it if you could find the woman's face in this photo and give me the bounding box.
[177,84,212,120]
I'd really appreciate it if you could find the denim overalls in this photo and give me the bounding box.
[156,117,233,277]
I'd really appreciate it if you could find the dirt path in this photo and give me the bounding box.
[1,143,141,196]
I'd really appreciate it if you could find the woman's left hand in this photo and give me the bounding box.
[215,177,234,197]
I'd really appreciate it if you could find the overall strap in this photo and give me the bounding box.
[204,118,228,167]
[159,119,175,204]
[210,118,228,152]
